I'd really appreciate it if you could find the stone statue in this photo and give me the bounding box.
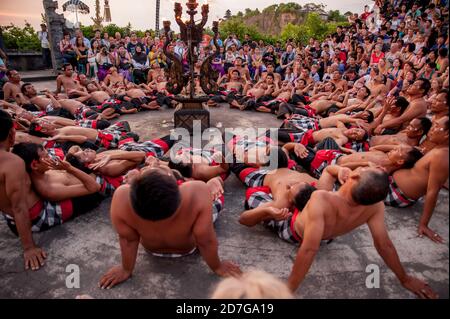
[42,0,74,72]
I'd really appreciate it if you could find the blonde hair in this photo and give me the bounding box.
[211,270,294,299]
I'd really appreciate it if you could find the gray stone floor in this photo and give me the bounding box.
[0,85,448,299]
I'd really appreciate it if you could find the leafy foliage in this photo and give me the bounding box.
[2,22,41,51]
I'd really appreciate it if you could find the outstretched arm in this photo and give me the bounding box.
[288,193,325,291]
[5,159,46,271]
[367,202,437,298]
[418,154,449,243]
[192,182,241,277]
[100,186,139,289]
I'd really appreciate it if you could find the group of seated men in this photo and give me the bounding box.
[0,58,448,298]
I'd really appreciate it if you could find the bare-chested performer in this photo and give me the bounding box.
[255,81,294,114]
[98,163,241,289]
[273,123,369,154]
[417,90,448,154]
[227,57,251,82]
[28,120,138,150]
[239,165,355,242]
[370,117,432,147]
[0,110,47,270]
[168,147,230,182]
[208,69,245,107]
[384,116,449,243]
[2,70,24,103]
[294,142,422,178]
[374,79,430,134]
[66,135,174,177]
[230,74,277,111]
[285,165,437,298]
[55,64,87,98]
[283,113,372,132]
[20,84,68,116]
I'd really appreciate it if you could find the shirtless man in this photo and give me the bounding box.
[385,116,449,243]
[293,141,422,178]
[330,70,348,92]
[2,70,23,102]
[239,165,360,241]
[374,79,430,134]
[286,165,437,298]
[98,164,241,289]
[29,120,136,150]
[66,134,173,177]
[12,143,101,202]
[228,57,250,82]
[275,123,368,153]
[230,74,277,110]
[0,110,47,271]
[104,67,127,88]
[19,84,71,117]
[55,64,87,97]
[283,113,371,132]
[368,96,411,135]
[255,81,294,113]
[122,83,163,110]
[370,117,432,147]
[260,64,282,85]
[168,148,229,182]
[418,91,448,154]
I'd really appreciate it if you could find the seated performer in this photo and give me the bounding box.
[99,162,241,289]
[285,165,437,298]
[385,116,449,243]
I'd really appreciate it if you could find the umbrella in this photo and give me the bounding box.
[62,0,90,25]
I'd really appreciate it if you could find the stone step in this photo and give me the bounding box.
[20,70,58,82]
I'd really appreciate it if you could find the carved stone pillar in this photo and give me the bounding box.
[43,0,73,72]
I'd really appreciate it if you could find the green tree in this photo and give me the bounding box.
[236,11,244,18]
[225,9,232,20]
[2,22,40,51]
[103,24,125,37]
[79,24,94,39]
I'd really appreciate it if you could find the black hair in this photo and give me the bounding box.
[439,47,448,58]
[96,119,111,130]
[403,147,424,169]
[65,152,94,174]
[6,69,17,77]
[20,83,32,95]
[395,96,409,114]
[418,78,431,96]
[0,110,13,142]
[62,63,72,71]
[28,122,49,138]
[168,160,193,178]
[351,170,389,205]
[12,143,43,173]
[366,110,375,123]
[407,43,416,53]
[362,85,371,98]
[415,117,432,136]
[293,184,316,211]
[129,170,181,221]
[266,146,289,169]
[266,73,275,79]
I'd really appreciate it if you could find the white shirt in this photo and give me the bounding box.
[38,31,49,49]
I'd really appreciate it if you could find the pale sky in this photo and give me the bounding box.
[0,0,369,31]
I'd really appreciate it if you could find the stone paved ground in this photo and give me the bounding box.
[0,81,448,299]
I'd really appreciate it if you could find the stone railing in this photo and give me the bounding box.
[5,52,46,71]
